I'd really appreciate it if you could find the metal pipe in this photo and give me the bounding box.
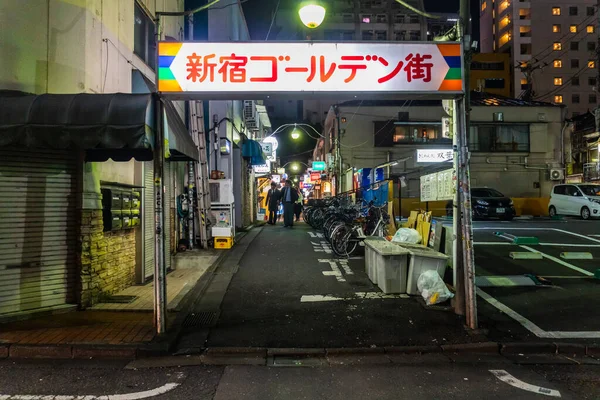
[186,14,195,251]
[153,97,167,335]
[452,98,464,317]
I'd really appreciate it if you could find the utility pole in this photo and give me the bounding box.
[457,0,478,330]
[595,0,600,136]
[518,62,544,101]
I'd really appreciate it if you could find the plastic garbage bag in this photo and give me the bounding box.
[391,228,422,244]
[417,270,454,305]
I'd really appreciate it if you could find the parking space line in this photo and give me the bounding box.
[477,289,547,337]
[475,227,600,244]
[539,243,600,247]
[478,289,600,339]
[519,245,594,277]
[474,242,514,245]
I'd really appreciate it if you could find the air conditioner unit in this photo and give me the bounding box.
[209,179,234,204]
[549,169,564,181]
[243,100,258,130]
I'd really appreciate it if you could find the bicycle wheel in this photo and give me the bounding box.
[331,224,358,258]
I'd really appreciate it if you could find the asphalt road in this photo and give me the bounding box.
[468,219,600,344]
[199,222,471,349]
[1,358,598,399]
[175,218,600,350]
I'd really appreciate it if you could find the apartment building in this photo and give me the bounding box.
[480,0,599,116]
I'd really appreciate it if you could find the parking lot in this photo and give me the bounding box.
[471,219,600,342]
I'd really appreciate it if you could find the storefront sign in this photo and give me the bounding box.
[310,172,321,181]
[416,149,453,163]
[312,161,326,171]
[420,168,455,202]
[260,142,276,161]
[157,42,463,95]
[253,160,271,174]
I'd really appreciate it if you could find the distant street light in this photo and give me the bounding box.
[298,1,326,29]
[291,129,301,140]
[291,163,300,171]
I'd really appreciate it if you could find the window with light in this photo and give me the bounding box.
[554,95,563,103]
[553,24,561,33]
[587,25,595,33]
[552,7,561,16]
[554,77,563,85]
[589,60,596,68]
[570,25,577,33]
[553,42,562,50]
[553,59,562,68]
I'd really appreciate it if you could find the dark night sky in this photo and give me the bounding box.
[241,0,478,167]
[242,0,478,42]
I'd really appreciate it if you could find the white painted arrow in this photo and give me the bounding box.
[0,382,180,400]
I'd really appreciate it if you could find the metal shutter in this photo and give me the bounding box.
[164,162,172,270]
[143,161,154,280]
[0,148,77,315]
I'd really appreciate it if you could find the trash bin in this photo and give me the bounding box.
[406,247,449,295]
[365,239,410,293]
[364,237,386,284]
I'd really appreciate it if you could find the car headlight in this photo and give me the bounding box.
[589,198,600,205]
[476,199,489,206]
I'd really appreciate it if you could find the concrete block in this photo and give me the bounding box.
[556,343,587,356]
[384,345,442,354]
[267,348,326,356]
[73,347,136,359]
[441,342,500,354]
[10,345,72,359]
[0,345,8,359]
[500,342,557,355]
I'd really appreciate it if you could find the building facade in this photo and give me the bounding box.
[0,0,196,317]
[318,93,566,204]
[480,0,598,116]
[471,53,513,97]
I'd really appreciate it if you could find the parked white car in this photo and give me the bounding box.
[548,184,600,220]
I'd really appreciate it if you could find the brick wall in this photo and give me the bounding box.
[79,210,136,307]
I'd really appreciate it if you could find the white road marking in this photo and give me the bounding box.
[318,259,345,282]
[312,241,332,254]
[519,245,594,277]
[478,288,600,338]
[308,232,324,238]
[338,259,354,275]
[489,370,561,397]
[0,383,181,400]
[477,289,547,337]
[301,292,409,303]
[474,242,513,246]
[475,227,600,244]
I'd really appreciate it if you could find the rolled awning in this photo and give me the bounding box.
[0,91,198,162]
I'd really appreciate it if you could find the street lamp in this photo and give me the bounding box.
[265,123,322,140]
[291,129,301,140]
[298,1,326,29]
[291,163,299,172]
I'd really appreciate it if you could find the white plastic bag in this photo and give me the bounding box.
[391,228,422,244]
[417,270,454,305]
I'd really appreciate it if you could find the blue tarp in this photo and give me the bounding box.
[363,183,388,207]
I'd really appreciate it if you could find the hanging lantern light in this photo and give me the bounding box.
[291,129,301,140]
[298,1,326,29]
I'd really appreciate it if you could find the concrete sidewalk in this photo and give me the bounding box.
[0,248,225,359]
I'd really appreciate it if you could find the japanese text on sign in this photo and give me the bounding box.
[416,149,454,163]
[158,42,462,94]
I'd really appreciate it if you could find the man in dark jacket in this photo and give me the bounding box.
[280,179,299,227]
[265,182,280,225]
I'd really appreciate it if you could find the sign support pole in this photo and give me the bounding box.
[458,0,478,330]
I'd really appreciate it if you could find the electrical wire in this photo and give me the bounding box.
[535,64,592,100]
[521,11,597,68]
[158,0,221,16]
[265,0,280,40]
[394,0,441,19]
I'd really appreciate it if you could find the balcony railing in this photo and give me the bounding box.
[584,162,600,181]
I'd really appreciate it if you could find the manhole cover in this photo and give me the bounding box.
[102,295,138,304]
[182,311,218,328]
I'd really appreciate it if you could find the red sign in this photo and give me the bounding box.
[310,172,321,181]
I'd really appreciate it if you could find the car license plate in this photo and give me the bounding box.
[496,208,505,214]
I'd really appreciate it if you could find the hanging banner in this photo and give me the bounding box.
[158,42,463,96]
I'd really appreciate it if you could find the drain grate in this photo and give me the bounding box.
[182,311,218,328]
[102,295,138,304]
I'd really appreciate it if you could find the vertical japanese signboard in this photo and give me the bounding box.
[420,168,455,202]
[157,42,463,96]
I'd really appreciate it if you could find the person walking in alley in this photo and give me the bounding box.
[280,179,299,227]
[265,182,280,225]
[294,187,303,222]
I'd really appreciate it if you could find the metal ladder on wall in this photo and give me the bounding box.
[189,100,212,249]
